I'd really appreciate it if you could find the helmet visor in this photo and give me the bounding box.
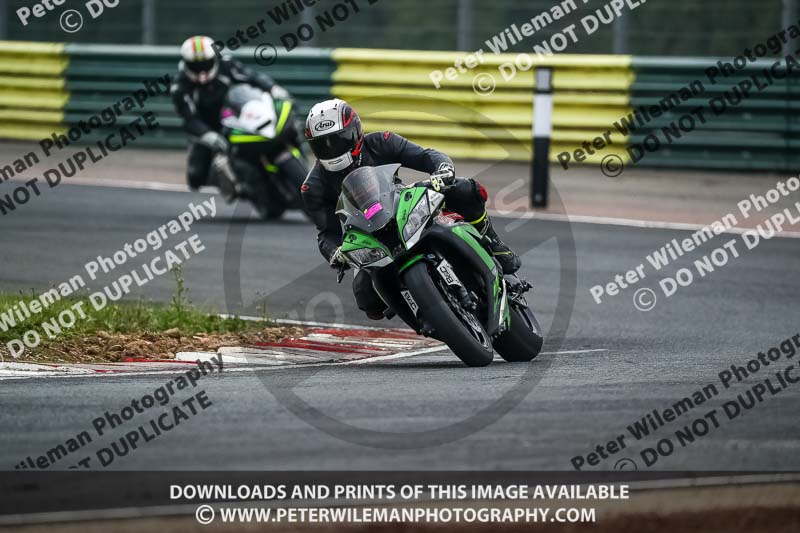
[308,128,359,161]
[186,58,217,75]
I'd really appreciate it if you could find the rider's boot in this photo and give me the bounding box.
[472,212,521,274]
[210,158,239,203]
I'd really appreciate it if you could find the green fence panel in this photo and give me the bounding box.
[5,41,800,173]
[630,56,800,171]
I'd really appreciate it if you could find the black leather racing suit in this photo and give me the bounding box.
[171,58,278,189]
[301,131,489,318]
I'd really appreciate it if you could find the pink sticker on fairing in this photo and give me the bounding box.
[364,202,383,220]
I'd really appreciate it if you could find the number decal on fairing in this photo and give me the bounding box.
[436,259,463,287]
[401,290,419,316]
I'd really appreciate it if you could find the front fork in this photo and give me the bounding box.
[401,255,509,337]
[433,257,476,312]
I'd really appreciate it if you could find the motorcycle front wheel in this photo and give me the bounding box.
[403,262,493,367]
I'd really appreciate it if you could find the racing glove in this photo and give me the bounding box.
[199,131,229,153]
[429,162,456,192]
[329,246,350,270]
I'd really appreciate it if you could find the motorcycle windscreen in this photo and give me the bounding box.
[221,84,276,135]
[339,164,400,232]
[224,84,264,114]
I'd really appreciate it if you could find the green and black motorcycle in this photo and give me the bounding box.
[336,164,543,367]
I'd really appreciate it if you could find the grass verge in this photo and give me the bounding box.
[0,271,302,364]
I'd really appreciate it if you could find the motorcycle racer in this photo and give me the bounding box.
[301,98,521,320]
[171,35,291,191]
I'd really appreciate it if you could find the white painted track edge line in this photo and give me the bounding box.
[0,348,609,379]
[505,209,800,239]
[344,345,450,364]
[14,177,800,238]
[8,176,210,193]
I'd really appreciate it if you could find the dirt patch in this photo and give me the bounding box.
[12,326,306,364]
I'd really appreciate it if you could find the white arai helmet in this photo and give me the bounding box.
[304,99,364,172]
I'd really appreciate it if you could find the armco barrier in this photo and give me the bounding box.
[63,44,335,148]
[331,48,634,163]
[629,57,799,171]
[0,41,334,149]
[0,41,68,140]
[1,42,799,171]
[331,49,800,170]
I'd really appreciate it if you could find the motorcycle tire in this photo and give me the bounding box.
[403,262,493,367]
[229,158,287,220]
[493,303,543,362]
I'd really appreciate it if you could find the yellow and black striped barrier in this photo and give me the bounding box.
[0,41,797,171]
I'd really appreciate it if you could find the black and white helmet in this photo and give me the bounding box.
[304,99,363,172]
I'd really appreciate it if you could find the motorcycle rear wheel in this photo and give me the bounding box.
[493,303,543,362]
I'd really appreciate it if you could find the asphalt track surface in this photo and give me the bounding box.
[1,182,799,471]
